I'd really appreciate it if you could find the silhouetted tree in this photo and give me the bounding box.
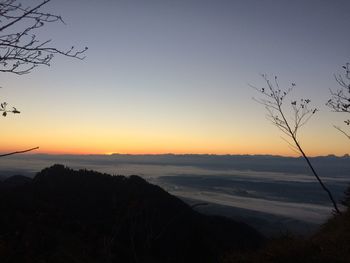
[327,63,350,140]
[0,0,86,155]
[0,0,87,74]
[0,0,87,116]
[252,74,340,214]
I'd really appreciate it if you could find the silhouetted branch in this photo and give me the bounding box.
[0,0,87,116]
[0,146,39,157]
[334,125,350,140]
[327,63,350,139]
[0,0,88,75]
[0,101,19,116]
[253,75,340,214]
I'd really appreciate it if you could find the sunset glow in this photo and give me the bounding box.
[0,0,349,157]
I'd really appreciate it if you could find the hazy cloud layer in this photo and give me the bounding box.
[0,154,348,225]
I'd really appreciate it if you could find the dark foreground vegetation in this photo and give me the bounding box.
[0,165,263,263]
[223,189,350,262]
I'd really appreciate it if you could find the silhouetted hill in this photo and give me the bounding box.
[2,174,31,187]
[0,164,263,263]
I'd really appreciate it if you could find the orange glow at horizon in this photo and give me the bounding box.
[0,102,348,158]
[0,133,348,157]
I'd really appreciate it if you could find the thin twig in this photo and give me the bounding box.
[334,125,350,140]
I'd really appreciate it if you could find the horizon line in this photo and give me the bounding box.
[3,152,349,158]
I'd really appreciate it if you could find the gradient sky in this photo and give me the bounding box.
[1,0,350,156]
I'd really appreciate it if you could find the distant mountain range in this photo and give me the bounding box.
[1,153,349,178]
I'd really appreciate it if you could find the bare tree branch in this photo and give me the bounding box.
[0,0,87,117]
[0,0,87,75]
[253,75,340,214]
[0,1,86,156]
[0,146,39,157]
[334,125,350,140]
[327,63,350,140]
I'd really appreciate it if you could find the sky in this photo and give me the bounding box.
[1,0,350,156]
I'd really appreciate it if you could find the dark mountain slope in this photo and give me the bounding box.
[2,174,31,187]
[0,164,263,263]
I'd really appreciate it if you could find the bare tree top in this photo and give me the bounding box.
[327,63,350,139]
[327,63,350,114]
[251,74,317,149]
[0,0,87,75]
[252,75,340,214]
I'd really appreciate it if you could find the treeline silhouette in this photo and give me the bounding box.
[0,164,263,263]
